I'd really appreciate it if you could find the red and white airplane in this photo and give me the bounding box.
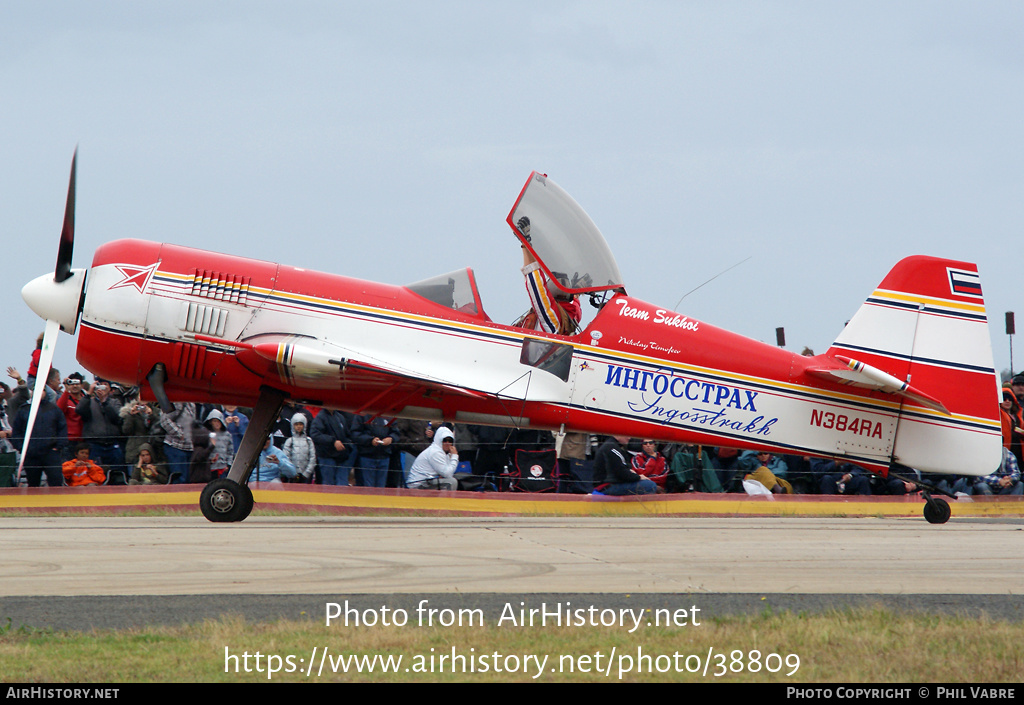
[20,154,1002,523]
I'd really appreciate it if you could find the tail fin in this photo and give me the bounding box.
[826,256,1001,476]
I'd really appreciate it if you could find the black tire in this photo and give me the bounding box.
[238,481,254,519]
[923,496,951,525]
[200,478,254,523]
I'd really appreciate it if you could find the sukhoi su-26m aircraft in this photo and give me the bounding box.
[20,154,1003,523]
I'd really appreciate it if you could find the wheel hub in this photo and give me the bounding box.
[211,488,236,513]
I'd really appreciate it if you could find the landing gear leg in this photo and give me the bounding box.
[888,467,953,525]
[199,385,287,523]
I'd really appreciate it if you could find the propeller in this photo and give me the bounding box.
[55,149,77,283]
[14,320,60,481]
[17,150,86,483]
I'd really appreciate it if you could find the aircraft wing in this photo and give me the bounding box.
[191,331,553,420]
[195,332,488,393]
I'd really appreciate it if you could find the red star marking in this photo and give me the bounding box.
[110,264,157,292]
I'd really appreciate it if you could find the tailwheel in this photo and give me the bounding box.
[200,478,254,523]
[922,494,951,525]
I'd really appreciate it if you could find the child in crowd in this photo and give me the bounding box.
[204,409,235,479]
[130,443,168,485]
[62,443,106,487]
[283,413,317,483]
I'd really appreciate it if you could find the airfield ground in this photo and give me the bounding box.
[2,487,1022,683]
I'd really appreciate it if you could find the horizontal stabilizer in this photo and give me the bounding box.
[806,355,950,415]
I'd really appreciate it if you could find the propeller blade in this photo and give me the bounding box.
[15,319,61,483]
[54,149,77,284]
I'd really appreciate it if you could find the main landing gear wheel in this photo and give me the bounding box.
[200,478,254,523]
[923,495,951,525]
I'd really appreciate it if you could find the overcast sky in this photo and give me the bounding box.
[3,1,1022,388]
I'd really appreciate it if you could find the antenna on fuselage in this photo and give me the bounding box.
[673,256,751,311]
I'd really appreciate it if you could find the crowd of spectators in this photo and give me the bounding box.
[1,346,1022,497]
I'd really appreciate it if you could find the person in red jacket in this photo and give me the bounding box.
[62,443,106,487]
[630,439,669,490]
[26,332,43,386]
[57,372,86,445]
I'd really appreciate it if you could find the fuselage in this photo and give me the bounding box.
[68,238,1003,477]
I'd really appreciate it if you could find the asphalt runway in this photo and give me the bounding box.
[2,515,1023,630]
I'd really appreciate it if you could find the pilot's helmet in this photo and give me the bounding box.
[549,271,573,301]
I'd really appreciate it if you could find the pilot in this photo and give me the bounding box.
[515,216,581,336]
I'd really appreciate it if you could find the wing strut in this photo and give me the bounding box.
[489,369,534,428]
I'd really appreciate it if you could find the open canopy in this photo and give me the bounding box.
[506,172,625,295]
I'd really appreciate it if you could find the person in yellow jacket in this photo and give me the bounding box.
[745,464,793,495]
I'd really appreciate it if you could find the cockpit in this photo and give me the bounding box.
[405,268,487,318]
[404,172,626,331]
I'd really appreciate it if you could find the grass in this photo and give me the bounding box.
[1,608,1021,683]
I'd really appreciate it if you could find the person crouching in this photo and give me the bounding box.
[406,426,459,490]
